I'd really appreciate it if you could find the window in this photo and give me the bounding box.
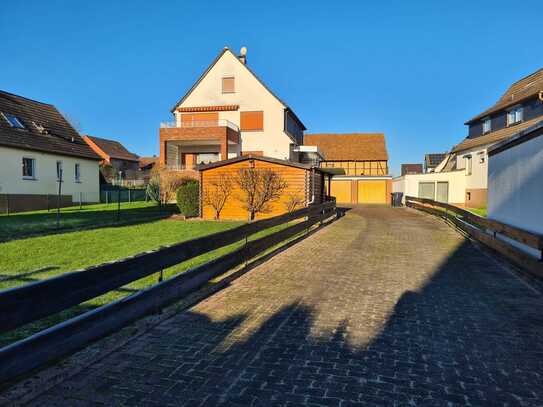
[507,106,523,125]
[196,153,219,164]
[56,161,63,181]
[75,163,81,182]
[240,111,264,131]
[222,77,235,93]
[478,152,485,164]
[482,117,491,133]
[2,112,25,129]
[22,157,36,179]
[465,155,472,176]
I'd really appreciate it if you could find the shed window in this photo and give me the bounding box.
[22,157,36,178]
[507,106,523,125]
[240,111,264,131]
[222,77,235,93]
[2,112,25,129]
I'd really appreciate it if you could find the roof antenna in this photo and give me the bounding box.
[239,46,247,65]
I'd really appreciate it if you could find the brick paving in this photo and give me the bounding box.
[17,207,543,406]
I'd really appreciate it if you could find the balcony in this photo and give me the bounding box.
[160,119,239,132]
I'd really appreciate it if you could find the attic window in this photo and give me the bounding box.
[482,117,491,134]
[1,112,25,129]
[507,106,523,125]
[222,77,235,93]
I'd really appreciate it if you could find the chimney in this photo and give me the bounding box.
[238,46,247,64]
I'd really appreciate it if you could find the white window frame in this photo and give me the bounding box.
[56,160,63,182]
[507,105,523,126]
[464,155,472,176]
[2,112,25,129]
[482,117,491,133]
[75,163,81,182]
[22,157,37,180]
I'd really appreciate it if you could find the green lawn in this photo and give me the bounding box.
[0,217,243,346]
[0,201,176,242]
[468,207,487,217]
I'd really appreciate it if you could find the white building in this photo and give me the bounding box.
[488,122,543,235]
[159,47,306,169]
[0,90,101,213]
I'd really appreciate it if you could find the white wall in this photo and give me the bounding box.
[176,50,295,160]
[392,170,466,204]
[455,147,488,190]
[0,146,100,202]
[488,135,543,234]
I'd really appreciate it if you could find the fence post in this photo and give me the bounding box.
[56,169,63,229]
[6,194,9,216]
[79,192,83,210]
[117,186,121,222]
[106,191,109,205]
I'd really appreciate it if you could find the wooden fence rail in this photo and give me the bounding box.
[405,196,543,277]
[0,201,336,383]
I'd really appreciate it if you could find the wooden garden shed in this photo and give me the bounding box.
[199,155,333,221]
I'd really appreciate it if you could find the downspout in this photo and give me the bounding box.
[307,168,316,205]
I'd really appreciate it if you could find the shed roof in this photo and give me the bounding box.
[0,90,100,160]
[198,154,328,172]
[303,133,388,161]
[84,135,139,162]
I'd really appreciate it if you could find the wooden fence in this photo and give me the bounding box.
[405,196,543,277]
[0,201,336,383]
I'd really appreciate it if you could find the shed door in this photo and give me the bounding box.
[436,182,449,203]
[330,180,352,203]
[418,182,435,200]
[357,180,387,204]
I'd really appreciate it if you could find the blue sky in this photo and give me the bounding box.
[1,0,542,176]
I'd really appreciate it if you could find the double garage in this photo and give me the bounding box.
[329,177,391,205]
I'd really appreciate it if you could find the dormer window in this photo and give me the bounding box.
[507,106,523,126]
[1,112,25,129]
[222,77,235,93]
[482,117,491,134]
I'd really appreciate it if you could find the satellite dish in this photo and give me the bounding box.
[240,47,247,56]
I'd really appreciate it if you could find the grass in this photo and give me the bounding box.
[468,207,487,217]
[0,217,245,346]
[0,201,176,242]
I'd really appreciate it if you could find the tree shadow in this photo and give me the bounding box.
[21,239,543,406]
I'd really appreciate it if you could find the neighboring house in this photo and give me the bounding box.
[424,153,446,173]
[0,90,101,213]
[401,164,423,176]
[450,67,543,208]
[303,133,392,204]
[138,156,159,184]
[82,135,140,183]
[395,67,543,208]
[487,122,543,235]
[159,47,306,172]
[199,155,332,220]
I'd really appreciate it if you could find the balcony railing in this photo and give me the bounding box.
[160,119,239,132]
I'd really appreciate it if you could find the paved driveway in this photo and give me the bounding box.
[20,207,543,406]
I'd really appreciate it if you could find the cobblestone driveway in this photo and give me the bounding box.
[20,207,543,406]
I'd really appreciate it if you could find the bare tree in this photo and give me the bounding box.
[152,165,194,203]
[203,174,233,220]
[284,189,305,213]
[236,168,287,221]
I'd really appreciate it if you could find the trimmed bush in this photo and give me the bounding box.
[176,180,199,217]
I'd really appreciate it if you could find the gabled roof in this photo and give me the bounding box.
[401,164,423,175]
[138,156,159,170]
[83,135,139,162]
[466,67,543,124]
[170,47,306,130]
[303,133,388,161]
[0,90,100,160]
[452,116,543,153]
[424,153,446,168]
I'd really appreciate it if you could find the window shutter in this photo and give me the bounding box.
[240,111,264,131]
[222,77,235,93]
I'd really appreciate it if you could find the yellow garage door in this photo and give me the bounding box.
[357,180,387,204]
[330,180,352,203]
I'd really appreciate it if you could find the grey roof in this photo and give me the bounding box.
[424,153,447,168]
[0,90,100,160]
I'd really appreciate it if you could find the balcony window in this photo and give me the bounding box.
[222,77,235,93]
[482,117,491,133]
[2,112,25,129]
[240,111,264,131]
[507,106,523,125]
[22,157,36,179]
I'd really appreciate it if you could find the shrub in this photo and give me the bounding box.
[176,180,199,217]
[145,176,160,203]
